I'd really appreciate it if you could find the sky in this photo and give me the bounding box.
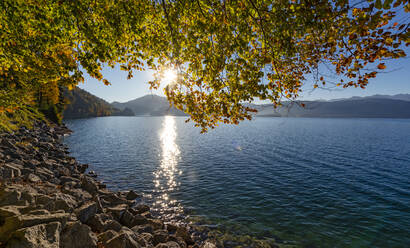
[79,50,410,104]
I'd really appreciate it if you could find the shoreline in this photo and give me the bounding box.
[0,122,214,248]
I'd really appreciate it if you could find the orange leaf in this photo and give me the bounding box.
[377,63,386,70]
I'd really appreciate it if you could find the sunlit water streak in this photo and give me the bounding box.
[152,116,183,219]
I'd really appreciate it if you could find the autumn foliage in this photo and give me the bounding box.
[0,0,409,131]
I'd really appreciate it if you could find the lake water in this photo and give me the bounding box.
[64,117,410,248]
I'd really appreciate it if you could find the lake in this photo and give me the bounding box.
[64,117,410,247]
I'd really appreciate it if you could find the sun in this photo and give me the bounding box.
[163,69,177,85]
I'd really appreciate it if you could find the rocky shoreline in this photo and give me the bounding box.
[0,122,214,248]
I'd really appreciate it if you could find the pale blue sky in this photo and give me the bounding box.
[79,52,410,103]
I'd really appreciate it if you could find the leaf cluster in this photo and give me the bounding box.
[0,0,408,131]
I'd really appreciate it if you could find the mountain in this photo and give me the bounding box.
[256,98,410,118]
[111,95,187,116]
[64,89,410,119]
[63,87,134,119]
[329,94,410,102]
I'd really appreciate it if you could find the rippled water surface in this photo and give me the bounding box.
[64,117,410,247]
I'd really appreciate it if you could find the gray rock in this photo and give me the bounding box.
[27,209,50,215]
[35,167,54,181]
[107,204,128,221]
[0,189,23,207]
[100,191,131,206]
[97,230,118,245]
[27,173,41,183]
[53,193,77,212]
[61,188,92,202]
[200,241,217,248]
[126,190,140,201]
[75,202,97,224]
[120,210,135,228]
[130,214,149,227]
[134,204,150,214]
[0,212,68,243]
[81,176,98,194]
[104,219,123,232]
[92,195,104,213]
[136,232,154,247]
[61,222,97,248]
[141,211,152,218]
[35,195,53,206]
[176,227,194,245]
[106,232,141,248]
[148,219,164,230]
[166,224,178,233]
[132,224,154,234]
[1,164,22,179]
[153,230,169,245]
[86,213,116,232]
[168,235,187,248]
[0,206,21,218]
[59,176,80,185]
[155,241,181,248]
[6,221,61,248]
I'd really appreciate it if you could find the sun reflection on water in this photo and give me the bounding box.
[153,116,183,219]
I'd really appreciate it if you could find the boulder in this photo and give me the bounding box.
[77,164,88,173]
[75,202,97,224]
[59,176,80,185]
[200,241,217,248]
[35,167,54,181]
[6,221,61,248]
[60,222,97,248]
[132,224,154,234]
[125,190,140,201]
[0,212,68,243]
[85,214,122,233]
[107,204,128,221]
[0,189,23,207]
[168,235,187,248]
[35,195,53,206]
[141,211,152,219]
[0,206,21,218]
[1,164,22,179]
[136,232,154,247]
[61,188,92,202]
[130,214,149,227]
[104,219,123,232]
[26,174,41,183]
[106,232,140,248]
[81,176,98,194]
[53,193,77,212]
[134,204,150,214]
[27,209,50,215]
[92,195,104,213]
[155,241,181,248]
[148,219,164,230]
[120,210,135,228]
[97,230,118,245]
[153,230,169,245]
[166,224,178,233]
[175,227,194,245]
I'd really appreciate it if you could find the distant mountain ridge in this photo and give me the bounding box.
[328,94,410,102]
[256,98,410,118]
[111,94,187,116]
[64,89,410,119]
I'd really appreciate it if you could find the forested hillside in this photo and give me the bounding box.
[63,87,134,119]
